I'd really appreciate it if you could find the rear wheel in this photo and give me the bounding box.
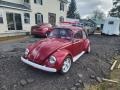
[86,45,91,53]
[60,56,72,74]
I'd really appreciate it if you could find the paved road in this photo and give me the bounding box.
[0,35,120,90]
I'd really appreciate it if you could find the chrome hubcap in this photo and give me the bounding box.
[62,58,71,73]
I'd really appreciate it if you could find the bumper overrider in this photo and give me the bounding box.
[21,57,57,72]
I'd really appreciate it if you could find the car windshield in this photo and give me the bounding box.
[49,28,72,40]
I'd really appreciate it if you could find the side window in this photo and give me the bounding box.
[35,13,43,24]
[82,30,87,39]
[74,31,82,39]
[24,13,30,24]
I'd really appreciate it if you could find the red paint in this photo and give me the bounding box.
[31,23,53,37]
[24,26,90,71]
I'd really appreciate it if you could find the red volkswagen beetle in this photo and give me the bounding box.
[21,26,90,74]
[31,23,52,37]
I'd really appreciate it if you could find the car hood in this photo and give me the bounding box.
[28,38,71,64]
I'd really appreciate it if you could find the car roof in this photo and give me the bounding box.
[55,26,84,33]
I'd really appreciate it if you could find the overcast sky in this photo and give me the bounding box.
[74,0,113,18]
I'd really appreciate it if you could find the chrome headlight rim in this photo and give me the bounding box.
[49,56,56,64]
[25,49,29,56]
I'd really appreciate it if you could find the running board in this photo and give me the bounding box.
[73,51,85,62]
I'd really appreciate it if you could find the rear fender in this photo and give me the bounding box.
[84,39,90,51]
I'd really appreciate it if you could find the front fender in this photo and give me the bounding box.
[52,49,72,70]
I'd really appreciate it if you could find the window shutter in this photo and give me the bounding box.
[60,2,62,10]
[35,14,37,24]
[34,0,36,3]
[63,3,64,11]
[41,14,43,23]
[41,0,43,5]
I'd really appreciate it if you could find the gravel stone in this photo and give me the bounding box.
[90,75,96,79]
[78,80,85,88]
[13,84,17,90]
[74,83,80,88]
[78,74,83,78]
[1,85,7,90]
[70,87,76,90]
[66,76,70,80]
[0,55,6,59]
[96,77,102,83]
[20,79,27,86]
[77,87,83,90]
[26,78,34,83]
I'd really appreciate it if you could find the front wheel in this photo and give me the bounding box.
[60,56,72,74]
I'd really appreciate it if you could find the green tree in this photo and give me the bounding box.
[109,0,120,18]
[74,12,81,20]
[67,0,77,19]
[91,9,105,21]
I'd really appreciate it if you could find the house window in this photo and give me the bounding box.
[60,2,64,11]
[0,13,3,23]
[34,0,43,5]
[24,13,30,24]
[35,13,43,24]
[59,16,64,22]
[24,0,30,3]
[6,13,22,30]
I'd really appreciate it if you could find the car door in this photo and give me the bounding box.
[72,31,84,56]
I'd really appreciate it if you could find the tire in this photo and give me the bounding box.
[86,45,91,53]
[60,56,72,74]
[45,32,50,37]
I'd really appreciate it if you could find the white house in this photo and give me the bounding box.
[0,0,68,37]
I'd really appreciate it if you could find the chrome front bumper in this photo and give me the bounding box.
[21,57,57,72]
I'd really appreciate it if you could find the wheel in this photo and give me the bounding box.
[60,56,72,74]
[86,45,91,53]
[45,32,50,37]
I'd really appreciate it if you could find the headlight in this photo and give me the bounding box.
[49,56,56,64]
[25,49,29,56]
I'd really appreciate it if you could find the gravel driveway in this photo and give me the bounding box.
[0,35,120,90]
